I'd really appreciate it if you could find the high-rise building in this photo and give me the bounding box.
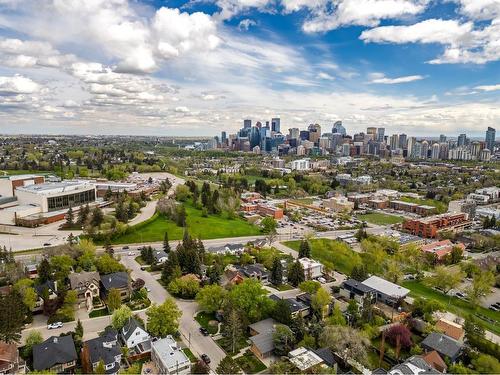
[243,119,251,129]
[389,134,399,150]
[399,133,407,149]
[332,121,346,136]
[289,128,300,139]
[377,128,385,142]
[221,131,227,145]
[421,140,429,159]
[439,134,447,143]
[457,133,467,147]
[486,127,496,151]
[431,143,440,159]
[407,137,416,157]
[308,124,321,144]
[367,127,377,140]
[271,118,281,133]
[439,143,449,160]
[470,141,482,159]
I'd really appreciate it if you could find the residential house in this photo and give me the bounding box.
[313,348,337,370]
[270,294,310,318]
[361,276,410,307]
[248,318,277,359]
[234,264,270,285]
[340,279,375,304]
[207,243,245,255]
[83,328,122,374]
[33,280,58,312]
[421,332,462,363]
[121,318,151,353]
[25,264,38,279]
[69,271,100,311]
[288,347,324,372]
[298,257,324,279]
[422,351,447,373]
[435,319,464,342]
[101,272,130,301]
[33,336,77,373]
[421,240,465,262]
[387,355,439,375]
[151,336,190,375]
[153,250,169,264]
[0,341,24,374]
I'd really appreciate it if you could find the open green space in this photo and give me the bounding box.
[109,202,261,244]
[357,212,405,225]
[195,311,219,334]
[399,197,447,213]
[89,307,110,318]
[216,335,250,356]
[234,351,267,374]
[402,280,500,335]
[182,348,197,363]
[284,238,362,275]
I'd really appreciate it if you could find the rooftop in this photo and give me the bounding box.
[362,276,409,298]
[16,181,94,195]
[152,336,190,370]
[289,347,323,371]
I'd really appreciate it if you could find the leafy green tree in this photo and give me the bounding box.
[287,259,305,287]
[299,240,311,258]
[195,285,227,313]
[95,254,125,274]
[272,299,292,326]
[222,307,244,354]
[163,232,171,253]
[146,298,181,338]
[425,266,463,295]
[227,279,274,322]
[23,330,43,358]
[50,255,75,281]
[112,305,133,330]
[467,271,495,307]
[107,288,122,311]
[384,259,403,284]
[299,280,321,294]
[320,326,369,365]
[273,324,296,356]
[75,319,83,340]
[91,207,104,227]
[311,287,331,319]
[327,304,347,326]
[95,360,106,374]
[216,356,241,374]
[350,264,368,282]
[464,315,485,338]
[167,275,200,299]
[472,354,500,374]
[261,216,278,234]
[270,257,283,286]
[0,292,27,343]
[13,278,37,311]
[192,360,210,374]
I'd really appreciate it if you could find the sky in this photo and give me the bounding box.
[0,0,499,137]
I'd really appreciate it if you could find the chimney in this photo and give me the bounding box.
[53,337,58,344]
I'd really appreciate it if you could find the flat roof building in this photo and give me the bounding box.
[151,336,190,375]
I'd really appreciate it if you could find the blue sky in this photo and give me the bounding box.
[0,0,498,137]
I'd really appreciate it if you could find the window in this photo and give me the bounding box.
[46,189,95,212]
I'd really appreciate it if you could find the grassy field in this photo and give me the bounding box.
[403,280,500,335]
[235,351,267,374]
[399,197,447,213]
[195,311,219,334]
[357,212,405,225]
[284,238,362,275]
[110,203,261,244]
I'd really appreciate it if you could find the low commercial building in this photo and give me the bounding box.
[298,257,323,279]
[151,336,190,375]
[403,213,471,238]
[0,174,45,197]
[421,240,465,261]
[448,199,476,219]
[389,200,435,216]
[361,275,409,306]
[256,204,284,219]
[323,196,354,213]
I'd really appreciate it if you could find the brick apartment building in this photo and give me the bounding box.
[403,213,471,238]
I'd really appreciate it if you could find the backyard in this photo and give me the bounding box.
[234,350,267,374]
[403,280,500,335]
[109,203,261,244]
[283,238,362,275]
[357,212,405,225]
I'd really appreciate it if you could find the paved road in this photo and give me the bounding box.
[120,255,226,370]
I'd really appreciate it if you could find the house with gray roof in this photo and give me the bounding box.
[388,355,439,375]
[100,272,130,301]
[421,332,463,363]
[121,318,151,353]
[153,250,169,264]
[33,336,77,372]
[340,279,376,304]
[69,271,100,311]
[248,318,277,359]
[83,328,122,375]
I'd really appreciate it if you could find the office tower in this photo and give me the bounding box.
[353,132,365,142]
[221,131,227,145]
[413,142,422,159]
[308,124,321,144]
[332,121,346,136]
[457,133,467,147]
[389,134,399,150]
[439,134,447,143]
[470,141,482,159]
[421,140,429,159]
[289,127,300,140]
[439,143,449,160]
[407,137,416,157]
[271,117,281,133]
[486,127,496,151]
[399,133,407,149]
[342,143,351,156]
[243,119,251,129]
[265,121,269,128]
[249,126,261,149]
[377,128,385,142]
[431,143,440,159]
[367,127,377,140]
[300,130,309,141]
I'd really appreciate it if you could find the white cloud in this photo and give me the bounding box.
[213,0,272,20]
[281,0,329,13]
[475,84,500,92]
[368,73,424,84]
[317,72,335,80]
[0,75,39,94]
[175,106,190,113]
[454,0,500,20]
[238,18,257,30]
[302,0,428,33]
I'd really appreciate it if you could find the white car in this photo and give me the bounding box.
[47,322,63,330]
[146,287,152,293]
[128,251,135,256]
[317,277,327,284]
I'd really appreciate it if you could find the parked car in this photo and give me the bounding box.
[201,354,210,364]
[317,277,327,284]
[122,246,130,250]
[47,322,63,330]
[199,327,209,336]
[43,243,51,247]
[128,251,135,256]
[140,266,147,271]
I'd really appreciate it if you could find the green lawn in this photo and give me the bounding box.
[234,351,267,374]
[89,307,110,318]
[110,203,261,244]
[357,213,405,225]
[284,238,362,275]
[403,281,500,335]
[195,311,219,334]
[182,348,198,363]
[216,335,250,355]
[399,197,447,213]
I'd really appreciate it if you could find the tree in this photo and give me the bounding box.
[227,279,274,322]
[467,271,495,307]
[75,319,83,340]
[91,207,104,227]
[146,298,181,338]
[37,258,52,283]
[472,354,500,374]
[287,260,305,287]
[95,254,125,274]
[299,280,321,294]
[0,292,27,343]
[268,359,296,375]
[112,305,133,330]
[222,307,243,354]
[272,299,292,325]
[95,360,106,374]
[195,285,227,313]
[66,206,74,227]
[425,266,463,295]
[385,260,403,284]
[192,360,210,374]
[270,257,283,286]
[299,240,311,258]
[327,304,347,326]
[385,324,413,352]
[351,264,368,282]
[311,288,331,319]
[163,232,171,253]
[261,216,278,234]
[273,324,296,356]
[23,330,43,358]
[206,264,222,285]
[107,288,122,311]
[167,275,200,299]
[320,326,370,365]
[216,356,241,374]
[140,246,154,264]
[161,250,181,284]
[175,184,191,202]
[13,278,37,311]
[50,255,75,281]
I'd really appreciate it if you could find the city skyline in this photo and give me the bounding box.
[0,1,499,136]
